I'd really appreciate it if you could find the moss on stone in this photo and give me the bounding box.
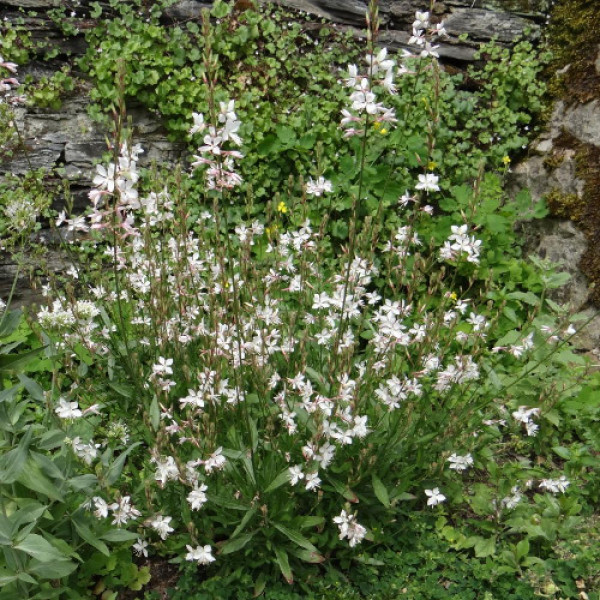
[538,0,600,303]
[546,0,600,104]
[547,130,600,303]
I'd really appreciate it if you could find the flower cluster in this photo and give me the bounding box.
[341,48,398,137]
[190,100,243,191]
[439,224,482,264]
[407,10,448,59]
[333,509,367,547]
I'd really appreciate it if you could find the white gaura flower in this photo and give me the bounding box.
[333,509,367,547]
[152,456,180,487]
[425,487,446,507]
[133,538,149,557]
[306,176,333,197]
[305,471,321,491]
[415,173,440,192]
[187,483,208,510]
[204,447,226,473]
[55,397,82,419]
[150,515,174,540]
[289,465,304,486]
[189,112,205,135]
[447,453,474,473]
[185,544,215,565]
[92,496,109,519]
[539,476,570,494]
[93,163,116,192]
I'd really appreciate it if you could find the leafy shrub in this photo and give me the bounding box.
[38,3,592,589]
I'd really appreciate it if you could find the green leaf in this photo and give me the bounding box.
[16,458,64,502]
[516,538,529,561]
[273,523,318,552]
[371,474,390,508]
[473,536,496,558]
[0,385,20,404]
[0,347,43,374]
[26,558,77,579]
[296,516,325,529]
[506,291,540,306]
[100,529,140,542]
[219,531,256,555]
[264,468,290,493]
[289,547,325,564]
[73,518,110,556]
[274,546,293,584]
[206,493,249,511]
[0,427,32,483]
[15,533,66,562]
[149,396,160,431]
[231,508,257,539]
[9,503,47,535]
[105,442,141,486]
[0,309,22,337]
[18,374,44,401]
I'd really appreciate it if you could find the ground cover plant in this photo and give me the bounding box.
[1,0,599,598]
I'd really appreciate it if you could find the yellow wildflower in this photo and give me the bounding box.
[277,201,288,214]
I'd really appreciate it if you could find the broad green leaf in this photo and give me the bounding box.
[506,291,540,306]
[18,374,44,401]
[325,476,359,503]
[67,474,98,491]
[27,558,77,579]
[15,533,66,562]
[248,418,258,454]
[264,468,290,493]
[219,531,255,555]
[474,536,496,558]
[0,347,43,374]
[105,442,141,486]
[0,427,32,483]
[516,539,529,561]
[73,519,110,556]
[371,474,390,508]
[274,546,293,584]
[17,458,64,502]
[36,429,66,450]
[0,309,22,337]
[9,503,48,534]
[273,523,318,552]
[253,573,267,597]
[100,529,139,542]
[0,385,20,404]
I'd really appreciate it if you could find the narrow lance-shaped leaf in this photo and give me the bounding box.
[274,546,293,584]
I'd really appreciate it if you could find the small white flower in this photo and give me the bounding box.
[305,471,321,491]
[133,538,149,557]
[55,397,82,419]
[187,483,208,510]
[289,465,305,486]
[415,173,440,192]
[425,487,446,507]
[150,515,174,540]
[185,544,215,565]
[447,453,474,473]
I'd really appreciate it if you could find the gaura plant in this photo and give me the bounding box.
[41,1,584,585]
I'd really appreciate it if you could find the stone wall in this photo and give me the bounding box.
[4,0,600,351]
